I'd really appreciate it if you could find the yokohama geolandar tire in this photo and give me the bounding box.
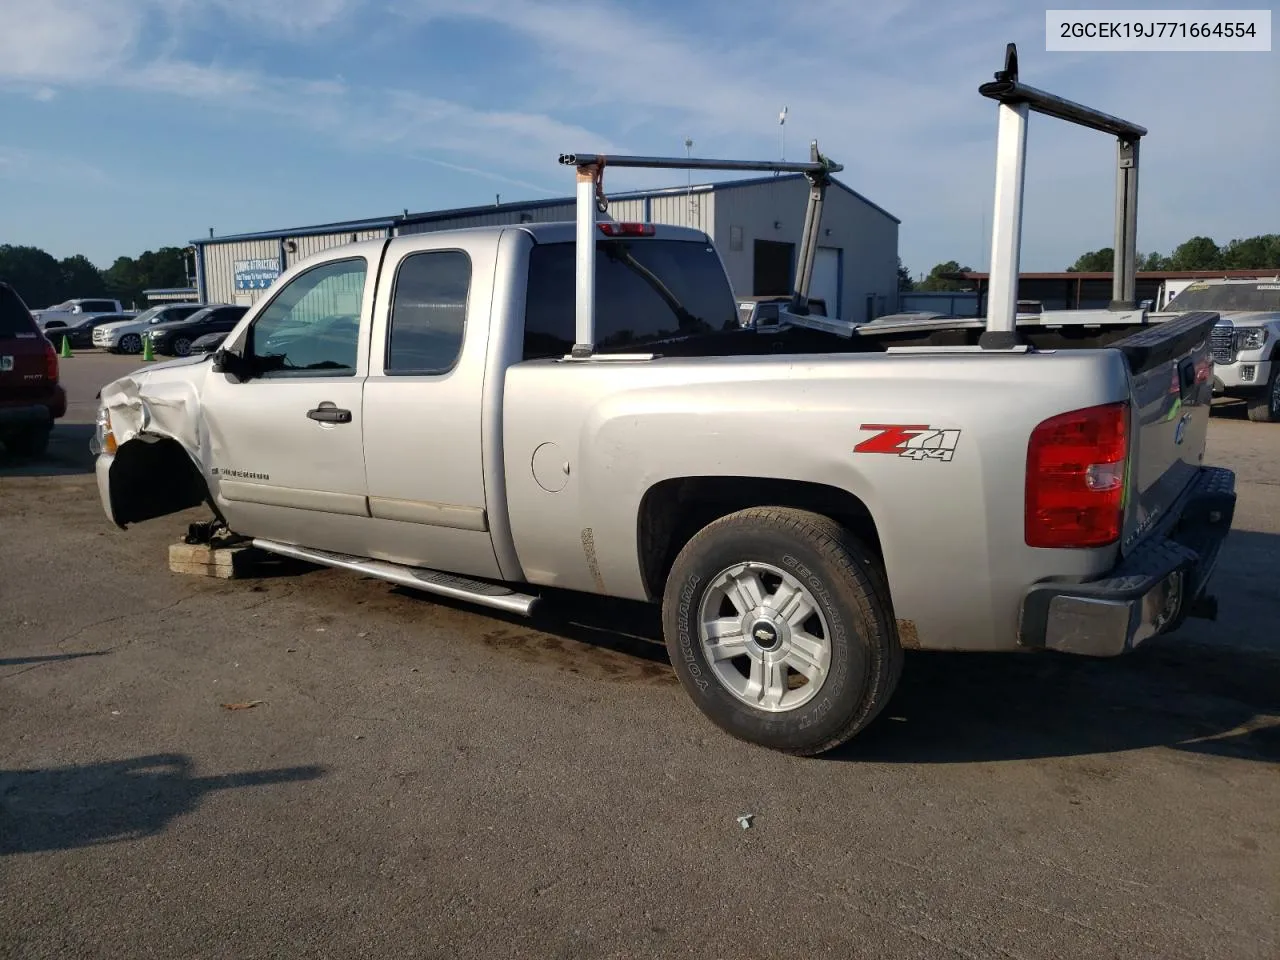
[662,507,903,756]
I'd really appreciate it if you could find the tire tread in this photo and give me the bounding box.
[669,506,903,756]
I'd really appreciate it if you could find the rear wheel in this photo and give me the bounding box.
[4,425,51,457]
[661,507,902,756]
[119,333,142,355]
[1245,364,1280,422]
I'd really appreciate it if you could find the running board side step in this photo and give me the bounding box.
[251,539,540,617]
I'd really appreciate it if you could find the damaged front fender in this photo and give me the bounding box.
[97,359,218,528]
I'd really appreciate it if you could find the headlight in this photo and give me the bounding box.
[1235,328,1268,351]
[91,406,117,456]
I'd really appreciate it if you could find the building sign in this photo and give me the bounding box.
[234,258,282,291]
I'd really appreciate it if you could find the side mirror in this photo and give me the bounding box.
[212,348,250,381]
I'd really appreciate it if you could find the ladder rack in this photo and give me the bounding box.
[557,144,845,358]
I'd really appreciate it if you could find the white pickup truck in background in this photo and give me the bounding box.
[89,45,1237,756]
[34,298,129,329]
[1160,278,1280,422]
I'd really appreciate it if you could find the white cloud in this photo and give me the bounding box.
[0,0,614,190]
[0,0,1274,272]
[393,0,1279,271]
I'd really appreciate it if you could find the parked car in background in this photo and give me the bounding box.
[1159,278,1280,422]
[146,304,248,357]
[1,282,65,456]
[34,298,127,328]
[42,312,135,350]
[190,330,232,355]
[93,303,205,354]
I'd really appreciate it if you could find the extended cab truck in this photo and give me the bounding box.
[91,45,1237,755]
[1159,278,1280,422]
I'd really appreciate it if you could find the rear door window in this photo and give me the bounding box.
[523,238,738,359]
[385,250,471,375]
[0,286,36,337]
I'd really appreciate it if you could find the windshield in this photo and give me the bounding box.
[180,309,214,324]
[1165,282,1280,313]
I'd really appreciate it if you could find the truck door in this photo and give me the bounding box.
[200,254,375,556]
[361,235,501,580]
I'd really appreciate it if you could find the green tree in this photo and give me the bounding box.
[59,254,104,294]
[0,245,68,309]
[103,246,190,308]
[1138,251,1169,271]
[1220,234,1280,270]
[1067,248,1114,272]
[1167,236,1222,271]
[897,258,914,291]
[916,260,973,292]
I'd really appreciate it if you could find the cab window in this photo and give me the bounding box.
[247,258,367,378]
[385,250,471,375]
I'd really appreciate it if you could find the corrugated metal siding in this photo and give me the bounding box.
[198,179,896,316]
[288,257,369,326]
[287,229,385,261]
[396,204,577,235]
[648,190,713,233]
[203,239,277,305]
[600,198,645,222]
[713,179,898,321]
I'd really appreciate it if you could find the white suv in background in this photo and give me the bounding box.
[93,303,205,354]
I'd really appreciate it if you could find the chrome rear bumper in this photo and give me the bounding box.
[1018,466,1236,657]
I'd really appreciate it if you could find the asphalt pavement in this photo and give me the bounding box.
[2,352,1277,959]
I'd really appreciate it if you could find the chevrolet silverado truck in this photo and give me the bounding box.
[90,46,1237,755]
[1159,278,1280,422]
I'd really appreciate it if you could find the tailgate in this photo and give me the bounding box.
[0,287,50,402]
[1112,310,1219,556]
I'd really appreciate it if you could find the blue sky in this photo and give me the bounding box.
[0,0,1275,278]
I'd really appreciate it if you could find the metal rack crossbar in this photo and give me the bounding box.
[978,43,1148,349]
[557,145,844,357]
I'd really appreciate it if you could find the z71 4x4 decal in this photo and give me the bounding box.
[854,424,961,462]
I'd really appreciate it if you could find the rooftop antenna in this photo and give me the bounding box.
[778,106,788,172]
[685,137,694,221]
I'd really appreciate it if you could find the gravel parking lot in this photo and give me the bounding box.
[2,353,1277,959]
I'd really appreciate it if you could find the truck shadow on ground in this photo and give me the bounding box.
[388,530,1278,765]
[835,639,1279,765]
[0,753,326,856]
[0,424,95,478]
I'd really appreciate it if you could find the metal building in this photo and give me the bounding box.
[192,174,900,323]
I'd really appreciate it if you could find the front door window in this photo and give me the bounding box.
[247,258,367,378]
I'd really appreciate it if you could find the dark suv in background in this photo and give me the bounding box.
[0,282,66,456]
[146,304,248,357]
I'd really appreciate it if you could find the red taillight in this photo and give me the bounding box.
[43,340,59,381]
[1025,401,1129,548]
[598,222,655,237]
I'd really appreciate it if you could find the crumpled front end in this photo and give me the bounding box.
[93,359,214,528]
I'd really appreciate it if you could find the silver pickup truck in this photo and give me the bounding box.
[92,46,1237,755]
